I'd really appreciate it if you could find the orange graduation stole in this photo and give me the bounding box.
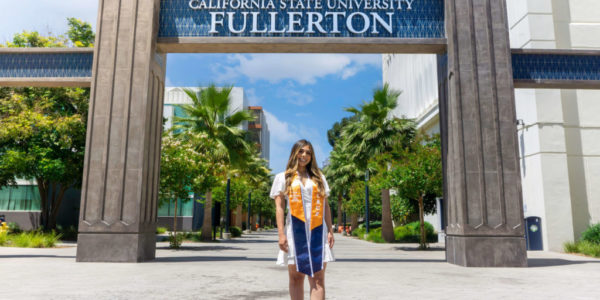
[288,173,325,277]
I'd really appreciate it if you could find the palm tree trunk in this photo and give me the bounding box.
[336,194,343,231]
[381,188,394,242]
[418,193,426,249]
[235,205,243,228]
[350,214,358,233]
[201,190,213,241]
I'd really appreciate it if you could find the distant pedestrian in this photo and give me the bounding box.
[271,139,335,300]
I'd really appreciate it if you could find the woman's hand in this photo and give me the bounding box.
[328,231,335,249]
[279,234,289,253]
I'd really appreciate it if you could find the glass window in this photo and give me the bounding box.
[157,197,194,217]
[0,185,41,211]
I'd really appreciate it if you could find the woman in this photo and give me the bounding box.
[270,139,335,300]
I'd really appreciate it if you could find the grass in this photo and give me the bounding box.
[564,240,600,258]
[156,227,168,234]
[351,222,438,245]
[0,231,61,248]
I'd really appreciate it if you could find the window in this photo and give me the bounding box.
[0,185,41,211]
[158,198,194,217]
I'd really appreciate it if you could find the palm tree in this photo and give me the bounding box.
[175,84,255,241]
[324,143,359,232]
[342,84,415,242]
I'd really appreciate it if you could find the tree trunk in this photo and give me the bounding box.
[173,198,179,248]
[36,179,48,230]
[336,194,343,231]
[235,205,242,228]
[173,198,178,234]
[350,214,358,233]
[418,193,426,249]
[48,185,69,230]
[201,190,213,241]
[381,188,395,243]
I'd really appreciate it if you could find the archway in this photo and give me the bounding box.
[1,0,599,267]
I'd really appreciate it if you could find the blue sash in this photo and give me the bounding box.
[289,174,324,277]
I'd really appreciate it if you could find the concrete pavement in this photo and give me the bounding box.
[1,230,599,299]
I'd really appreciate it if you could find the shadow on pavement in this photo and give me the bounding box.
[153,256,274,263]
[157,245,246,251]
[225,239,276,244]
[0,255,76,259]
[336,258,446,263]
[527,258,600,268]
[393,246,445,252]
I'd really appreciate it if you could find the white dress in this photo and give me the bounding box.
[270,172,335,266]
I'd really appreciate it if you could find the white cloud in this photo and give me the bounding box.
[279,86,314,106]
[0,0,98,42]
[263,110,299,144]
[245,88,262,105]
[214,54,381,85]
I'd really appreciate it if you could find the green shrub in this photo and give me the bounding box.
[581,223,600,244]
[11,231,61,248]
[352,227,366,238]
[564,240,600,258]
[394,221,438,243]
[358,221,382,229]
[366,228,385,243]
[169,233,183,249]
[156,227,168,234]
[0,231,7,246]
[7,222,21,234]
[394,226,417,242]
[230,226,242,237]
[56,225,78,241]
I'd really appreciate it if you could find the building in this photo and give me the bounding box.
[383,0,600,252]
[247,106,270,162]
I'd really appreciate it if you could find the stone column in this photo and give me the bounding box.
[443,0,527,267]
[76,0,166,262]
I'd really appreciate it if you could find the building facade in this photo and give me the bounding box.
[383,0,600,251]
[247,106,270,162]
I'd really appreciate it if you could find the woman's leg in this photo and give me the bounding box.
[307,263,326,300]
[288,265,305,300]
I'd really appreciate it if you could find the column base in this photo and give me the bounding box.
[446,235,527,267]
[76,232,156,262]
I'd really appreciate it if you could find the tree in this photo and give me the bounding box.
[66,18,95,47]
[342,84,415,242]
[0,19,95,230]
[159,132,220,247]
[0,87,89,229]
[390,135,443,249]
[323,142,360,231]
[174,84,255,240]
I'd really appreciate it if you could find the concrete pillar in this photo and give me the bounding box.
[76,0,165,262]
[443,0,527,267]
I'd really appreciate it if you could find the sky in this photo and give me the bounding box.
[0,0,383,174]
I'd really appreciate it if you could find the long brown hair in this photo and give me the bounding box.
[284,139,326,197]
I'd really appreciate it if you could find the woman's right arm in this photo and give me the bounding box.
[275,194,288,252]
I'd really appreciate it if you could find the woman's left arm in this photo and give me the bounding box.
[324,196,335,248]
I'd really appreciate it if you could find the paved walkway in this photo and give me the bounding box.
[1,230,599,299]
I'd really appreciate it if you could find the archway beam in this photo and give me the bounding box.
[0,48,93,87]
[2,47,598,89]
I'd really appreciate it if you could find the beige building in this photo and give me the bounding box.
[383,0,600,251]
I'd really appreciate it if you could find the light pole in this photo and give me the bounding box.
[365,169,370,235]
[224,177,231,239]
